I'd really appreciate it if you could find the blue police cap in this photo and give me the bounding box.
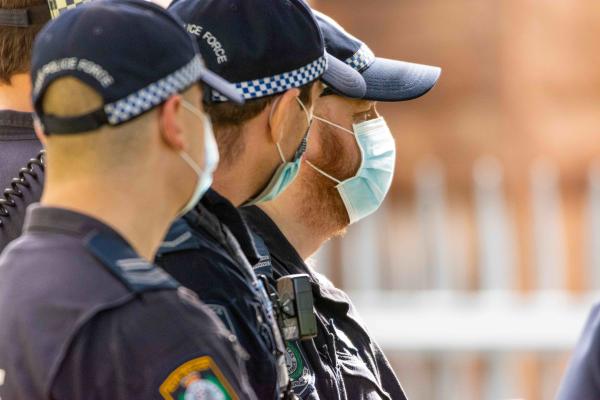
[31,0,243,135]
[169,0,366,102]
[314,10,442,102]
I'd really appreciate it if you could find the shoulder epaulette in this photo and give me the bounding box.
[86,230,179,293]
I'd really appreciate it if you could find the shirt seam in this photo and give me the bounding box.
[46,292,135,398]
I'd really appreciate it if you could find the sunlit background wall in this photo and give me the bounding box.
[310,1,600,399]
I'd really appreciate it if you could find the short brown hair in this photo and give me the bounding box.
[0,0,47,84]
[204,82,315,165]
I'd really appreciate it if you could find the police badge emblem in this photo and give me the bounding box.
[159,356,237,400]
[285,342,316,396]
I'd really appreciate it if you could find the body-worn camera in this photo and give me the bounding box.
[276,274,317,341]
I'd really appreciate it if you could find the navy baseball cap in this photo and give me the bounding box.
[314,11,441,102]
[31,0,243,135]
[169,0,366,102]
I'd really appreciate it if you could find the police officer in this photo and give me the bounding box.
[156,1,366,398]
[0,0,86,252]
[0,1,257,399]
[241,12,441,399]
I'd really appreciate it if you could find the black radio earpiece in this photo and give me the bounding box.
[0,150,45,227]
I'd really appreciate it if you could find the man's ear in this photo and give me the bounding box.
[268,88,300,144]
[159,94,185,151]
[33,120,48,145]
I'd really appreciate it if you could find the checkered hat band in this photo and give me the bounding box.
[104,55,203,125]
[47,0,90,18]
[345,44,375,72]
[211,55,327,102]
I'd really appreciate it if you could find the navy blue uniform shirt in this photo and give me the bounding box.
[0,110,44,253]
[242,206,408,400]
[157,189,284,400]
[557,303,600,399]
[0,205,256,400]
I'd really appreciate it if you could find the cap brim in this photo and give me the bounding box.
[360,58,441,101]
[200,68,245,105]
[321,52,366,99]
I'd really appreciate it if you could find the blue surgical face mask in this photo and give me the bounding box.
[177,99,220,216]
[306,116,396,224]
[243,96,313,206]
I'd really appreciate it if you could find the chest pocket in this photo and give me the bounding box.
[330,322,392,400]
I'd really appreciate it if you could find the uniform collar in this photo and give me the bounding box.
[0,110,34,132]
[241,205,306,274]
[24,205,177,293]
[241,206,352,315]
[24,204,128,242]
[201,188,263,267]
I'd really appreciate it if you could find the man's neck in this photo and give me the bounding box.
[41,174,175,261]
[211,165,252,207]
[212,146,276,207]
[259,196,330,260]
[211,113,280,207]
[0,74,33,112]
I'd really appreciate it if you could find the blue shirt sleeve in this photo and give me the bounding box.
[50,290,257,400]
[157,248,280,400]
[557,304,600,400]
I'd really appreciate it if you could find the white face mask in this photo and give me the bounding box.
[306,116,396,224]
[177,99,220,216]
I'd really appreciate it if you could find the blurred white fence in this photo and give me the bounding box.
[312,156,600,400]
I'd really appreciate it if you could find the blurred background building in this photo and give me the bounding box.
[311,0,600,399]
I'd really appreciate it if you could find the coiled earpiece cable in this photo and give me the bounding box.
[0,150,45,227]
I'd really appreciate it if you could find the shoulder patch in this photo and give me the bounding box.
[159,356,238,400]
[285,341,316,396]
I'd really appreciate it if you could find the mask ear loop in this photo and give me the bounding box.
[311,116,387,198]
[270,96,313,164]
[305,159,341,184]
[268,97,288,164]
[181,98,205,120]
[268,96,283,125]
[305,115,357,184]
[179,99,207,175]
[312,115,354,135]
[179,150,204,176]
[295,97,312,125]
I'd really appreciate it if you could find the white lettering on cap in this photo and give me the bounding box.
[186,23,203,36]
[33,58,114,96]
[185,24,228,64]
[202,31,228,64]
[77,59,114,87]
